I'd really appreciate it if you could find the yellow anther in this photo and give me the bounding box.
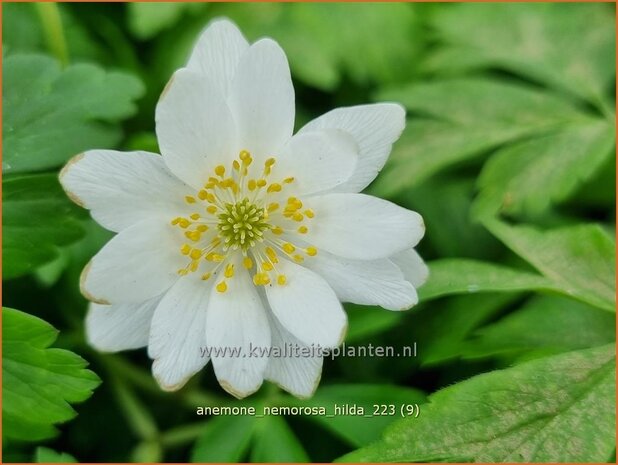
[216,281,228,293]
[224,263,235,278]
[205,181,216,189]
[185,196,196,204]
[271,226,283,235]
[189,261,199,272]
[266,247,278,263]
[256,179,267,188]
[265,158,276,167]
[198,190,208,200]
[178,269,189,276]
[185,231,201,241]
[171,217,181,225]
[252,272,271,286]
[287,196,298,204]
[267,203,279,212]
[292,212,304,222]
[248,179,257,191]
[305,209,315,218]
[207,205,218,214]
[282,243,296,254]
[178,218,190,228]
[306,246,318,256]
[283,177,295,184]
[180,244,192,255]
[206,253,225,262]
[201,272,211,281]
[267,183,282,193]
[239,150,251,161]
[298,226,308,234]
[233,160,240,171]
[215,165,226,177]
[243,257,254,269]
[262,262,274,272]
[190,249,203,260]
[190,213,201,220]
[293,254,304,263]
[277,274,287,285]
[206,193,216,203]
[196,225,209,232]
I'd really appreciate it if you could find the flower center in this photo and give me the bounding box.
[169,150,319,293]
[217,198,270,251]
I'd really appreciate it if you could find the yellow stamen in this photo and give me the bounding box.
[207,205,218,214]
[185,196,196,204]
[277,274,287,285]
[224,263,235,278]
[267,183,282,193]
[282,243,296,254]
[293,254,304,263]
[190,213,201,220]
[216,281,228,293]
[243,257,254,269]
[305,209,315,218]
[268,203,279,212]
[271,226,283,235]
[283,177,295,184]
[215,165,225,177]
[306,246,318,256]
[298,226,308,234]
[201,272,211,281]
[262,262,274,271]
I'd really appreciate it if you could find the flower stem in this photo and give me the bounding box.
[158,422,207,448]
[110,376,159,441]
[34,3,69,67]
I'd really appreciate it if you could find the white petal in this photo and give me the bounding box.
[264,314,323,399]
[148,276,212,391]
[155,69,237,189]
[390,248,429,289]
[304,193,425,260]
[275,129,358,196]
[81,219,184,305]
[265,259,347,348]
[304,250,418,311]
[206,266,270,398]
[86,296,161,352]
[60,150,191,232]
[227,39,295,164]
[299,104,406,193]
[186,18,249,98]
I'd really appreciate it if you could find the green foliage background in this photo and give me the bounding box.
[2,2,616,463]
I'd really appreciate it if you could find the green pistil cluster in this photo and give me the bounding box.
[217,198,270,251]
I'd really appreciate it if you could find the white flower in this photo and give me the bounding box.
[59,18,427,399]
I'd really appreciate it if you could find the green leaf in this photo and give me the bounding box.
[251,416,309,462]
[190,415,256,462]
[390,176,502,260]
[3,53,144,173]
[35,447,77,463]
[419,258,556,301]
[373,77,586,196]
[414,293,520,366]
[345,304,403,343]
[302,384,426,447]
[463,295,616,360]
[340,344,616,462]
[486,221,616,312]
[3,173,86,279]
[127,3,205,39]
[215,3,422,90]
[474,118,615,218]
[3,3,104,62]
[3,307,100,442]
[428,3,615,104]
